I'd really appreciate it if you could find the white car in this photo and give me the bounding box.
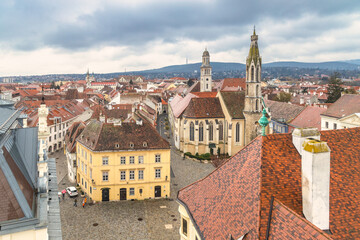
[66,187,78,197]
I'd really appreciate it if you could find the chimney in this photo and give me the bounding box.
[292,128,320,155]
[136,119,143,126]
[301,139,330,230]
[300,96,304,105]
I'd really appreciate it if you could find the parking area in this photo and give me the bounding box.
[55,131,214,239]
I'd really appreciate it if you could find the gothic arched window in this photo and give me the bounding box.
[219,121,223,141]
[251,66,254,81]
[199,122,204,142]
[256,66,260,82]
[209,122,214,141]
[256,85,259,97]
[236,123,240,142]
[190,122,194,141]
[247,84,249,95]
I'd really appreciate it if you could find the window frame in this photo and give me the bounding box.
[102,171,109,181]
[102,156,109,165]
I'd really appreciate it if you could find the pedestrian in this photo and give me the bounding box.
[74,198,77,207]
[62,192,65,200]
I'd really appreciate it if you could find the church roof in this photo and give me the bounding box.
[321,94,360,118]
[182,98,224,119]
[220,91,246,119]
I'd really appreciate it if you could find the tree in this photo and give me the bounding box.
[274,91,291,102]
[50,81,55,89]
[344,87,357,94]
[326,72,343,103]
[129,79,133,85]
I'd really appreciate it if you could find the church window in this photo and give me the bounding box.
[219,121,223,141]
[199,122,204,142]
[247,84,249,95]
[190,122,194,141]
[209,122,214,141]
[256,66,260,82]
[256,85,259,97]
[206,84,208,89]
[236,123,240,142]
[251,66,254,81]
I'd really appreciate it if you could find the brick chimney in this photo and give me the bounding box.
[301,139,330,230]
[292,128,320,155]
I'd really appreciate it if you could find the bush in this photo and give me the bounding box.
[185,152,211,160]
[184,152,192,157]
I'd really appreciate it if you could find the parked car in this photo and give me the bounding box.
[66,186,78,197]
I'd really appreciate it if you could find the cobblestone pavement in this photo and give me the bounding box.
[57,115,215,240]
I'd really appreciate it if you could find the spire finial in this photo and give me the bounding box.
[253,25,256,35]
[259,108,269,136]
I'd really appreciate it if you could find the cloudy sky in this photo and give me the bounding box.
[0,0,360,76]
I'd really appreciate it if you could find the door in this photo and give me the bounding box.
[155,186,161,198]
[120,188,127,200]
[102,188,109,202]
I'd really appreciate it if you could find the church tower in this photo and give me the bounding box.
[244,28,263,144]
[200,48,212,92]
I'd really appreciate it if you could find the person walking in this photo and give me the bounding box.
[74,198,77,207]
[82,199,85,208]
[62,192,65,200]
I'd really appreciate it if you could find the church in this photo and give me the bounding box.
[168,30,263,156]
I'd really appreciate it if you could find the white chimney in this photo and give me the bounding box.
[292,128,320,155]
[301,139,330,230]
[300,96,305,105]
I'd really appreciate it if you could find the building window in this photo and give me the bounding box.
[155,169,161,179]
[120,156,126,164]
[256,84,259,97]
[236,123,240,142]
[190,122,194,141]
[59,132,61,138]
[209,122,213,141]
[182,218,188,236]
[78,158,80,167]
[54,125,56,132]
[199,122,204,142]
[82,178,83,185]
[85,164,87,175]
[334,123,337,129]
[90,187,92,194]
[219,121,223,141]
[138,156,144,164]
[73,160,76,167]
[130,156,135,164]
[81,162,84,172]
[251,65,254,81]
[49,136,51,142]
[85,151,87,160]
[90,154,92,164]
[138,170,144,180]
[81,149,84,157]
[50,127,52,134]
[120,171,126,181]
[325,121,329,128]
[102,157,108,165]
[129,170,135,180]
[102,171,109,181]
[59,124,61,130]
[85,181,87,189]
[54,134,57,140]
[129,188,135,196]
[155,154,161,163]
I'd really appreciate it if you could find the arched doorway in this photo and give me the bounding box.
[102,188,110,201]
[48,146,52,153]
[154,186,161,198]
[53,144,57,152]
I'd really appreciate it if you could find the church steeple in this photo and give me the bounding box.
[200,48,212,92]
[244,28,262,112]
[243,28,263,145]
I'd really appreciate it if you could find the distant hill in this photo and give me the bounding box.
[141,62,245,73]
[343,59,360,66]
[262,61,360,70]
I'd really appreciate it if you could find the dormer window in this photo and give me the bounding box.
[130,142,134,148]
[143,142,147,147]
[115,143,120,148]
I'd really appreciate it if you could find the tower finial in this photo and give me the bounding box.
[253,25,256,35]
[259,108,269,136]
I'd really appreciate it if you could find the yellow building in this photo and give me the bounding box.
[76,119,171,202]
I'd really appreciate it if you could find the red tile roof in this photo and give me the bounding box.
[191,92,217,98]
[322,94,360,118]
[289,106,327,130]
[221,78,246,91]
[179,127,360,239]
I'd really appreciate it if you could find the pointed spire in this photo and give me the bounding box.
[253,25,256,35]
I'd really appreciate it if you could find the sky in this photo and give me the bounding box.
[0,0,360,76]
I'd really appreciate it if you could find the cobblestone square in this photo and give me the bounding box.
[54,118,214,240]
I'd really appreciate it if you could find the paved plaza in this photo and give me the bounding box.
[55,114,215,240]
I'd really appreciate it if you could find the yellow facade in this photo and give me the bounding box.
[0,228,48,240]
[76,142,171,202]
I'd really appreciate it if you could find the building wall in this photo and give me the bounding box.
[0,228,48,240]
[178,204,200,240]
[321,115,360,130]
[76,142,171,202]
